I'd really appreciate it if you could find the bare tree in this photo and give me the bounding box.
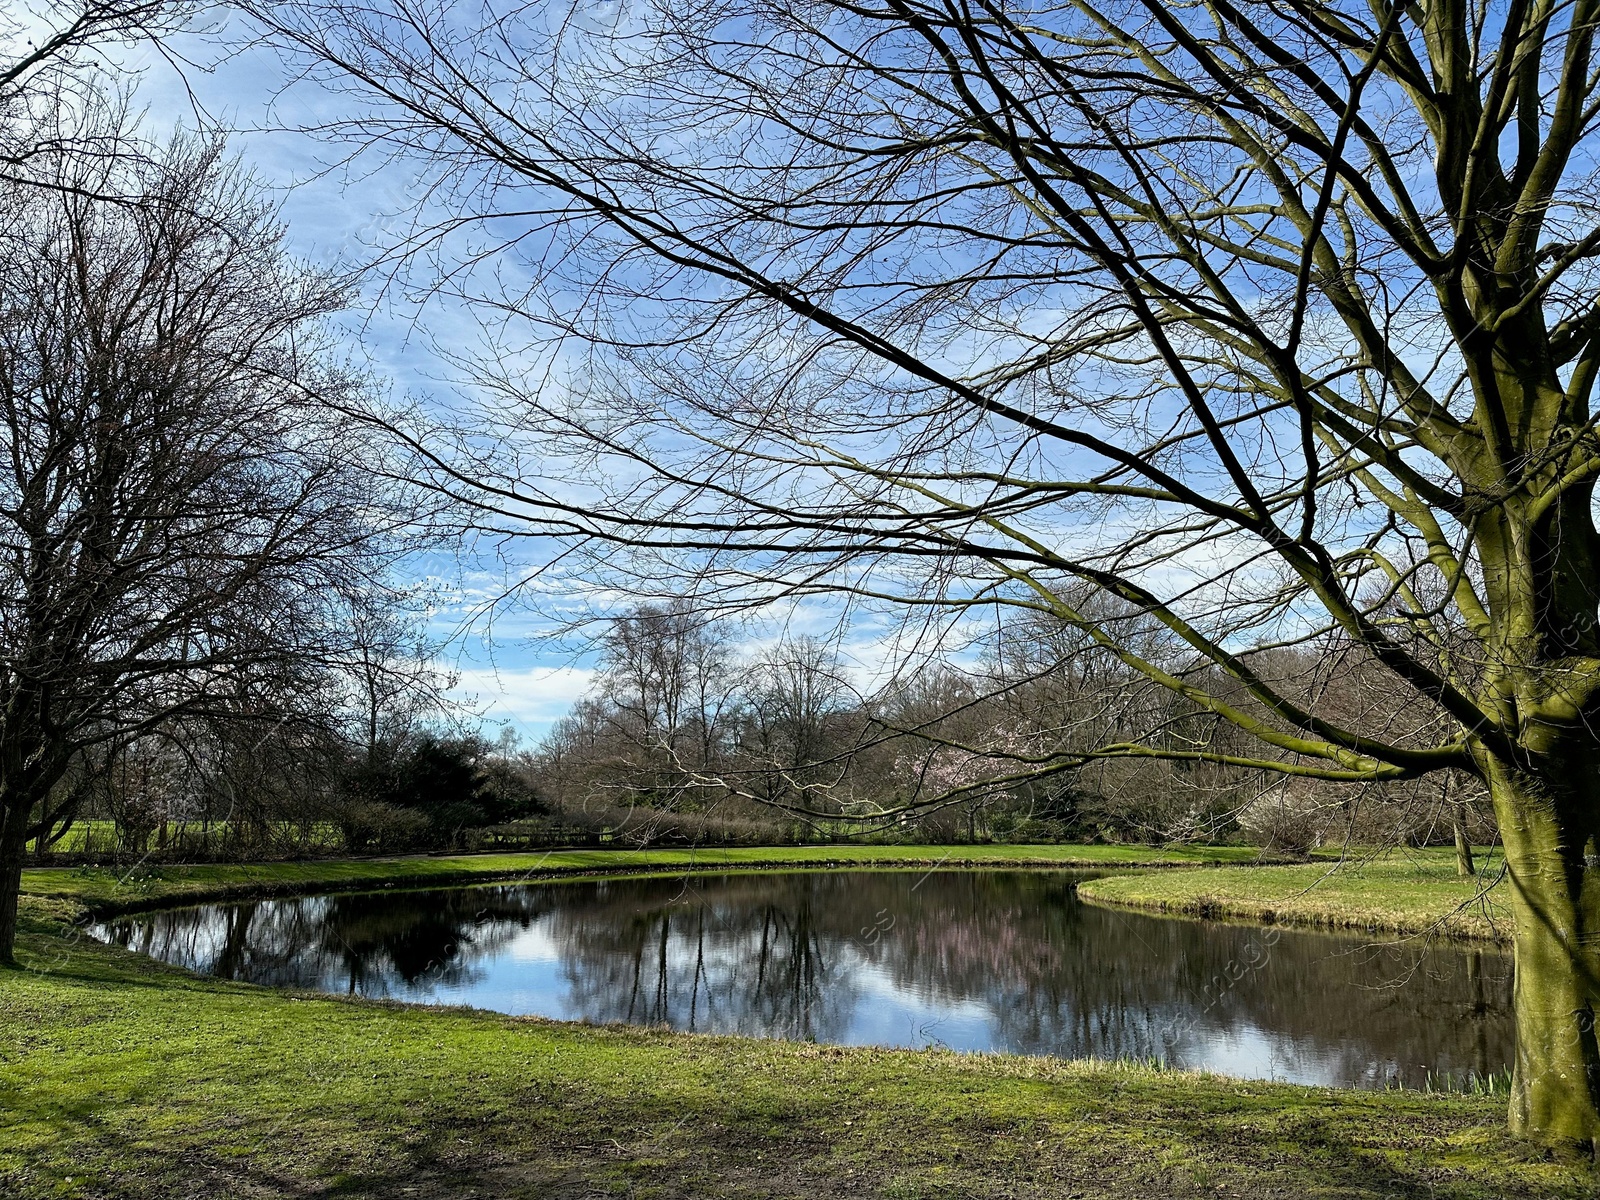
[254,0,1600,1147]
[739,636,852,808]
[343,604,454,764]
[1,2,182,191]
[591,601,736,806]
[0,115,399,963]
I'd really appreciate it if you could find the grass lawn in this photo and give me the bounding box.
[1077,849,1512,941]
[1,894,1590,1200]
[20,841,1270,915]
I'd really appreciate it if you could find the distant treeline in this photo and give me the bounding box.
[522,601,1497,857]
[37,596,1498,865]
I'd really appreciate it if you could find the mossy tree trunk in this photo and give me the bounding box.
[1452,195,1600,1143]
[1489,759,1600,1151]
[1446,774,1475,877]
[1473,461,1600,1149]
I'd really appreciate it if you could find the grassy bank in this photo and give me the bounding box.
[0,900,1587,1200]
[1078,850,1512,941]
[19,841,1267,915]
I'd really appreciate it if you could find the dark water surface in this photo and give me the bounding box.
[95,869,1512,1089]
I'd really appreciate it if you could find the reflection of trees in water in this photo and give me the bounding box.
[539,872,1513,1085]
[100,871,1514,1087]
[99,886,541,997]
[823,871,1511,1085]
[540,877,861,1041]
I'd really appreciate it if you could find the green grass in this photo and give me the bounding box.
[30,819,114,853]
[20,841,1269,914]
[1078,849,1512,941]
[1,897,1588,1200]
[35,819,346,855]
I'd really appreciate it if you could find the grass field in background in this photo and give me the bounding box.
[1078,850,1511,941]
[35,819,345,854]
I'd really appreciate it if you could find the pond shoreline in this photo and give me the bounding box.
[1076,859,1510,944]
[24,845,1513,949]
[3,862,1582,1200]
[20,843,1275,919]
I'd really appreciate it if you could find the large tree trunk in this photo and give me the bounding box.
[0,797,29,966]
[1489,759,1600,1153]
[0,746,69,966]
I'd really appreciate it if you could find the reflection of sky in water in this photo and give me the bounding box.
[412,928,1001,1050]
[95,871,1513,1090]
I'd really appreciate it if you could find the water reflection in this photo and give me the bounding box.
[95,870,1513,1088]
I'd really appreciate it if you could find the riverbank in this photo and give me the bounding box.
[18,841,1268,916]
[0,894,1585,1200]
[1077,851,1511,941]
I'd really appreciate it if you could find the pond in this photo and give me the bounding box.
[94,869,1512,1089]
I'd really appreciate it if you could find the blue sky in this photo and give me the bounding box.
[100,12,953,743]
[109,18,614,739]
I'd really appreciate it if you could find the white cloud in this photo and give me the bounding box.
[450,665,598,738]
